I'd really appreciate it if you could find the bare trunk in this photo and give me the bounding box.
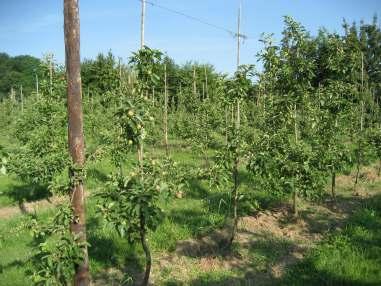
[228,155,239,247]
[293,190,298,217]
[138,143,144,168]
[331,165,336,200]
[354,157,360,194]
[64,0,90,285]
[140,215,151,286]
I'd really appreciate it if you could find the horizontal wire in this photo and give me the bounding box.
[139,0,250,40]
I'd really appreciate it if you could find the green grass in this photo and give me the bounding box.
[1,147,381,285]
[0,175,50,207]
[0,146,230,285]
[0,215,34,285]
[283,195,381,286]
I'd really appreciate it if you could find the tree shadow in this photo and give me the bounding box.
[174,231,301,286]
[87,167,109,183]
[186,177,209,199]
[0,259,25,274]
[4,182,51,209]
[87,216,145,286]
[172,191,381,285]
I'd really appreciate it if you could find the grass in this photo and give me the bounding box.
[0,146,381,285]
[283,195,381,286]
[0,146,230,285]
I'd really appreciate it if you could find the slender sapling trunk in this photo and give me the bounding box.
[331,165,336,200]
[139,214,151,286]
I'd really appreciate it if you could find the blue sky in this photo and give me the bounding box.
[0,0,380,73]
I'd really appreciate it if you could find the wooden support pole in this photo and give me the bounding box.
[63,0,90,284]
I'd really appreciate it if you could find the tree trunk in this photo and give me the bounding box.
[354,158,360,194]
[331,166,336,200]
[293,189,298,217]
[229,99,241,247]
[140,215,151,286]
[138,143,144,168]
[354,101,364,194]
[64,0,90,285]
[228,155,239,247]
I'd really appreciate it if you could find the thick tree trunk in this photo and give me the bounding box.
[64,0,90,285]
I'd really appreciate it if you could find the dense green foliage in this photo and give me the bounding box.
[0,53,41,100]
[0,15,380,285]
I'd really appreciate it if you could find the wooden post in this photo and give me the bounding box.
[229,2,243,247]
[63,0,90,285]
[236,3,241,129]
[10,87,15,101]
[236,3,241,69]
[118,57,122,90]
[179,82,182,108]
[204,66,208,99]
[35,72,39,100]
[20,85,24,113]
[354,53,365,194]
[193,66,197,97]
[140,0,146,49]
[49,54,53,97]
[293,104,298,217]
[164,64,169,155]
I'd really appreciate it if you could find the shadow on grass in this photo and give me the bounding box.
[173,232,300,286]
[0,259,25,274]
[171,191,381,286]
[186,178,209,199]
[277,193,381,286]
[3,182,51,209]
[87,167,109,183]
[87,216,145,285]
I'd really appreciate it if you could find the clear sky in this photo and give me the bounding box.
[0,0,380,73]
